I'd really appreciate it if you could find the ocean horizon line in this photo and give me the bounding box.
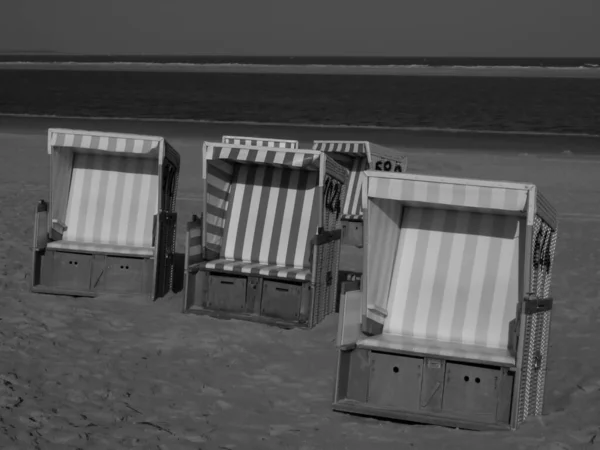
[2,113,599,140]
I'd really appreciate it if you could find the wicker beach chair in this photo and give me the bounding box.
[183,142,349,328]
[31,128,180,299]
[334,171,558,430]
[312,140,408,248]
[222,135,299,149]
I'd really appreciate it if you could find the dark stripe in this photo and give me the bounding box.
[206,223,224,237]
[124,138,135,153]
[107,137,117,151]
[268,169,291,264]
[206,203,227,219]
[206,183,229,201]
[90,136,100,150]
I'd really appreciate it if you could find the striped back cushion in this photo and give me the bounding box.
[384,207,520,349]
[62,153,158,248]
[343,158,368,217]
[222,164,320,268]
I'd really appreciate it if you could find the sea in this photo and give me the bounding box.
[1,55,600,140]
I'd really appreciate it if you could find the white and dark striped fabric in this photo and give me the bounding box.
[49,129,163,157]
[341,158,368,220]
[198,164,319,281]
[196,259,311,281]
[205,160,235,259]
[47,154,158,255]
[313,140,368,155]
[368,176,528,212]
[223,165,319,267]
[222,135,299,149]
[383,207,520,350]
[206,144,321,171]
[203,144,323,258]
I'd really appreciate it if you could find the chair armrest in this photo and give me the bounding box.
[33,200,49,249]
[362,305,387,336]
[337,290,365,348]
[311,229,342,246]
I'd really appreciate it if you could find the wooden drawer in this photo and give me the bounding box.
[104,256,145,294]
[51,251,92,291]
[442,362,502,424]
[368,352,423,411]
[261,279,303,322]
[207,274,247,312]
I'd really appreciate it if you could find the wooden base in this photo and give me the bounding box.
[184,269,313,328]
[334,347,515,430]
[342,220,363,248]
[32,248,157,299]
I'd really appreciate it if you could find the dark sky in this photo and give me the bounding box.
[1,0,599,57]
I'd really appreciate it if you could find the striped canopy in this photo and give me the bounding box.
[204,143,322,171]
[366,172,529,213]
[313,140,368,155]
[222,135,299,149]
[48,128,179,166]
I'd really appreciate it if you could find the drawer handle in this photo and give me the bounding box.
[421,382,441,407]
[276,287,289,292]
[220,280,234,285]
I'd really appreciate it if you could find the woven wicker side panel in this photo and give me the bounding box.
[324,156,350,232]
[517,214,557,425]
[310,240,340,327]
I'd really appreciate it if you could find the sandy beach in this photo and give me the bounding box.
[1,116,599,449]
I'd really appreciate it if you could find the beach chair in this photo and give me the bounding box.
[334,171,558,430]
[183,142,349,328]
[222,135,299,148]
[312,140,408,248]
[31,129,180,299]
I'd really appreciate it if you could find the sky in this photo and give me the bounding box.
[1,0,599,57]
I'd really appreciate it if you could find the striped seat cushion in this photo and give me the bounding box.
[46,240,154,256]
[221,165,320,269]
[193,259,311,281]
[384,207,520,352]
[358,334,515,366]
[53,153,158,249]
